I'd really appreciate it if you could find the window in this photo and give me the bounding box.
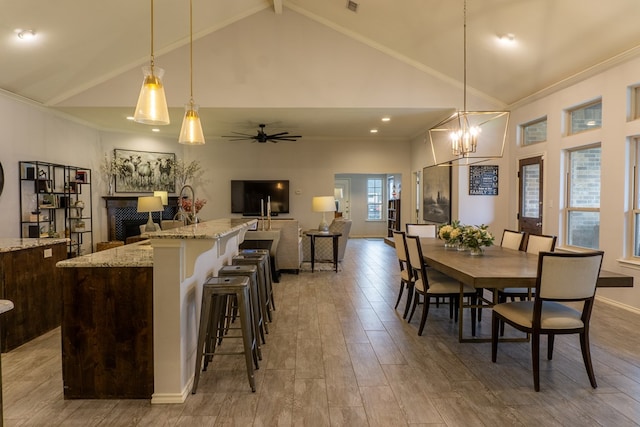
[367,178,383,220]
[566,145,601,249]
[567,100,602,135]
[631,85,640,121]
[521,117,547,145]
[631,138,640,257]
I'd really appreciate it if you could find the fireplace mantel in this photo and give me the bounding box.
[103,196,179,241]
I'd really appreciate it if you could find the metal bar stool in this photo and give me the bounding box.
[239,249,276,311]
[233,253,273,324]
[219,264,266,349]
[192,277,257,394]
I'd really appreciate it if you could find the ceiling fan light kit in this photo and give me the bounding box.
[134,0,170,126]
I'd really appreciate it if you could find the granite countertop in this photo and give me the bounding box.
[146,218,257,240]
[0,238,68,253]
[57,240,154,268]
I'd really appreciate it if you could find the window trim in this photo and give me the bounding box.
[520,116,547,146]
[366,177,384,221]
[565,99,602,136]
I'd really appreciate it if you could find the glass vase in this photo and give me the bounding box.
[470,247,483,256]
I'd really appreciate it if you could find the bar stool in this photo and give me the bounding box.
[239,248,276,311]
[192,277,257,394]
[233,253,274,323]
[219,264,266,349]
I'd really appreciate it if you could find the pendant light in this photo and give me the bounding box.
[134,0,170,125]
[178,0,205,145]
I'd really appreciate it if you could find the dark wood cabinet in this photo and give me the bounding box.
[61,266,154,399]
[0,241,66,352]
[387,199,401,237]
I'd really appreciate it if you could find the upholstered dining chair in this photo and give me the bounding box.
[498,234,557,303]
[501,229,526,250]
[404,234,477,336]
[392,231,416,319]
[405,223,437,238]
[491,251,604,391]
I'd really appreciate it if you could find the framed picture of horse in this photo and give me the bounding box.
[113,149,176,193]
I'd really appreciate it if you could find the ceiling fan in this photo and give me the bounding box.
[223,123,301,143]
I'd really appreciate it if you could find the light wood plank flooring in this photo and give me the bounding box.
[3,238,640,426]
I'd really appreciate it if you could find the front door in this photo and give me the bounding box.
[518,156,544,235]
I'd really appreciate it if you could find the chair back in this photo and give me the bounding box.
[406,223,437,238]
[392,230,409,263]
[525,234,557,254]
[501,229,525,250]
[405,235,428,286]
[536,251,603,300]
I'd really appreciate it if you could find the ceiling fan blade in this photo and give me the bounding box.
[266,132,289,138]
[271,138,298,142]
[272,135,301,139]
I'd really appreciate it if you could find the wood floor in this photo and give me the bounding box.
[3,238,640,426]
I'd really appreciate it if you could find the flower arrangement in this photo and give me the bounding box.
[461,224,494,254]
[180,198,207,214]
[438,220,462,246]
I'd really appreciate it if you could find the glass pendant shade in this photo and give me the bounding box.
[178,102,205,145]
[134,65,170,125]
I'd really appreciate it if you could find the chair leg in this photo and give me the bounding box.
[547,334,555,360]
[418,295,431,336]
[394,280,405,309]
[403,285,414,319]
[491,311,500,363]
[532,332,541,392]
[408,293,419,323]
[580,330,598,389]
[470,295,477,337]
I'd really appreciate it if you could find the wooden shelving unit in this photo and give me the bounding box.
[387,199,401,237]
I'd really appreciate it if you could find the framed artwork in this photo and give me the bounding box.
[469,165,499,195]
[422,165,451,224]
[114,149,176,193]
[75,171,87,183]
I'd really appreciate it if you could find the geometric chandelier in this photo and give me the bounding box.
[427,0,509,166]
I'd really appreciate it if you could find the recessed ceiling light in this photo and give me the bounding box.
[15,29,36,40]
[152,128,160,132]
[126,116,135,121]
[370,129,378,133]
[381,117,391,122]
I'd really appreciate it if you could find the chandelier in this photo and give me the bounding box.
[427,0,509,166]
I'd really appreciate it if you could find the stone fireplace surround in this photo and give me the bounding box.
[103,196,179,241]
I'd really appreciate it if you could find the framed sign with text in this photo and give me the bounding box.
[469,165,498,195]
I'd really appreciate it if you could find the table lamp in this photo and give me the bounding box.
[153,190,168,206]
[137,196,164,232]
[312,196,336,233]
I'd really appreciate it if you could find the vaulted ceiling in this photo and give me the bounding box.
[2,0,640,140]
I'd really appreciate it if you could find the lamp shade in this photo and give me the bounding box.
[153,190,168,205]
[137,196,164,213]
[312,196,336,213]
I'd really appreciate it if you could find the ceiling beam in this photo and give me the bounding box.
[273,0,283,14]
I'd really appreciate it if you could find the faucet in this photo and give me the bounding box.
[174,184,197,225]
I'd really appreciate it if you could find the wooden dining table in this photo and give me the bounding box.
[419,238,634,342]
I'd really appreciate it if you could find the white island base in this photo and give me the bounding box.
[148,218,256,404]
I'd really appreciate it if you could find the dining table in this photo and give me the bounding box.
[419,238,634,342]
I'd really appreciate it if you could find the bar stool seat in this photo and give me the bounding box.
[192,277,257,394]
[239,249,276,311]
[219,264,266,349]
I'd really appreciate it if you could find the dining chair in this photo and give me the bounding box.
[498,234,557,303]
[491,251,604,391]
[404,234,477,336]
[405,223,437,238]
[392,231,416,319]
[501,229,526,250]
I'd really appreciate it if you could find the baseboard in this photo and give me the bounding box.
[596,295,640,315]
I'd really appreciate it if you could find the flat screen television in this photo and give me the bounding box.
[231,180,290,216]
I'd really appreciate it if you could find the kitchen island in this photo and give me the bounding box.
[57,218,256,402]
[0,238,67,352]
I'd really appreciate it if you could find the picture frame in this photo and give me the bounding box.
[469,165,499,195]
[422,164,451,224]
[114,149,176,193]
[75,171,87,183]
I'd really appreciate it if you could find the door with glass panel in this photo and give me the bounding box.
[518,156,543,235]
